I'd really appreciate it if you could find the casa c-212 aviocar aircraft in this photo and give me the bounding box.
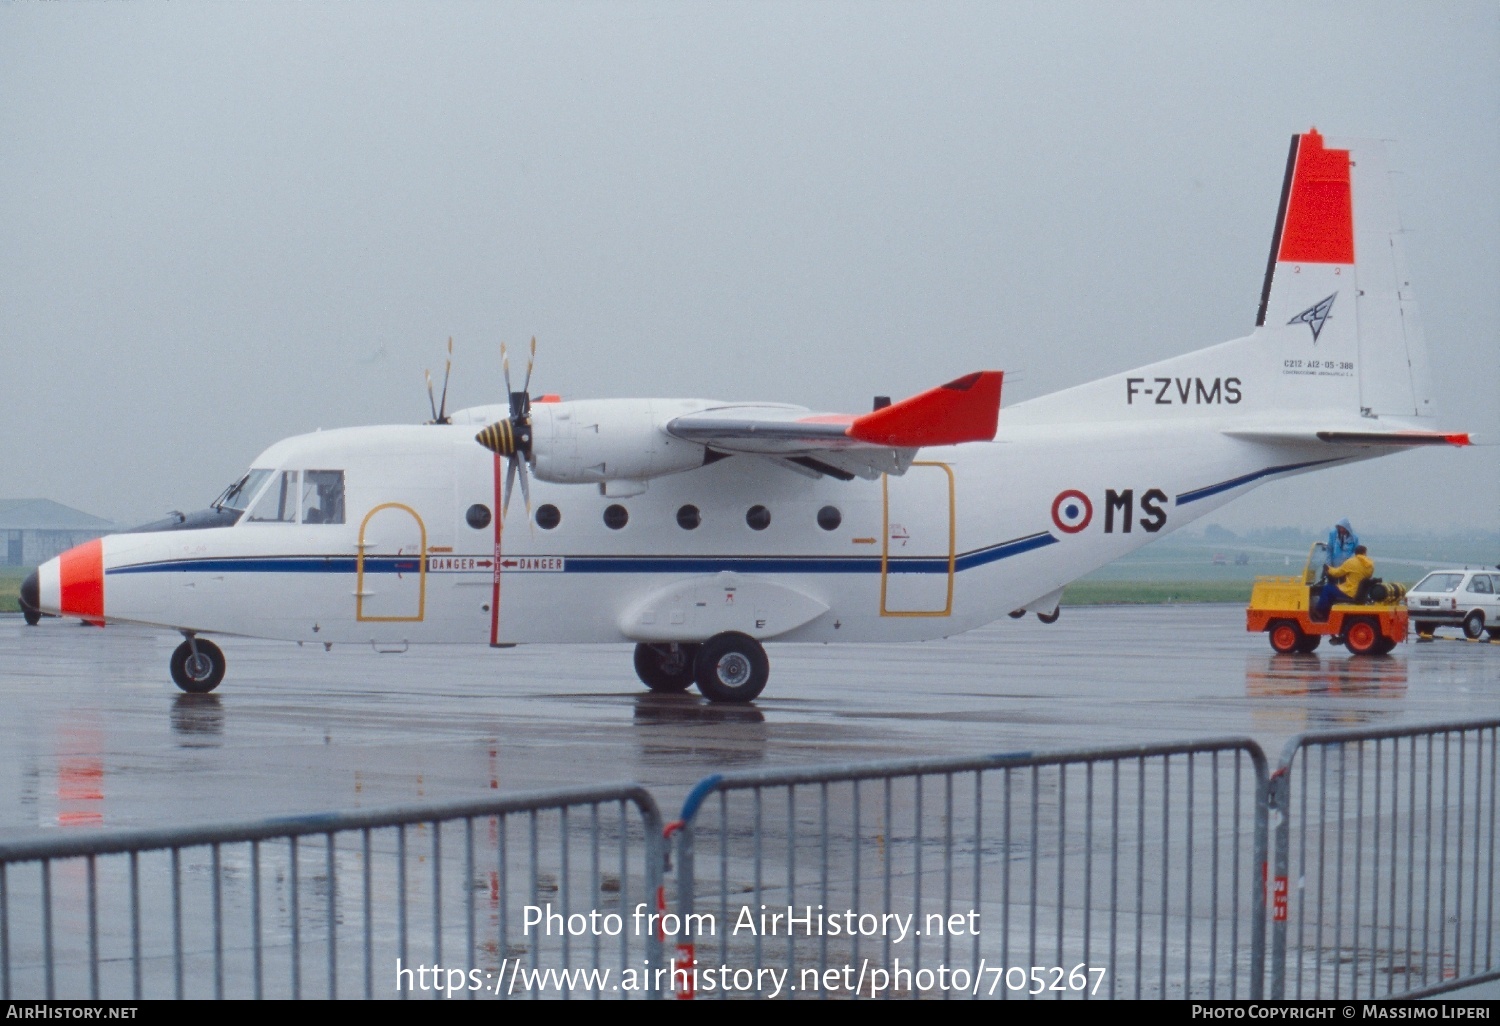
[22,129,1471,702]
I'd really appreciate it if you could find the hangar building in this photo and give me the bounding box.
[0,499,114,568]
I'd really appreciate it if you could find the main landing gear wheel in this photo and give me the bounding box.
[633,643,699,693]
[170,638,225,694]
[1462,611,1486,640]
[1343,618,1382,656]
[1036,607,1060,624]
[1269,620,1304,654]
[694,632,769,704]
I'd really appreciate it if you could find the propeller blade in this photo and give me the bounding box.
[501,342,512,398]
[518,458,531,515]
[436,337,453,423]
[522,336,536,395]
[502,455,518,518]
[425,370,438,423]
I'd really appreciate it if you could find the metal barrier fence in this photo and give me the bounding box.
[669,739,1269,999]
[4,720,1497,1000]
[0,786,665,1000]
[1269,719,1500,1000]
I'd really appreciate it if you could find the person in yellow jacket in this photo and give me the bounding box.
[1315,544,1374,621]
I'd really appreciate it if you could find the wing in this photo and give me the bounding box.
[667,371,1002,480]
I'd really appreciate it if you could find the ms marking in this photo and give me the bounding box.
[1125,377,1242,406]
[1052,489,1168,534]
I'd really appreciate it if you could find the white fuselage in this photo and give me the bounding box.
[56,414,1342,649]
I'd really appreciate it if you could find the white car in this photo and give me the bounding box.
[1406,567,1500,640]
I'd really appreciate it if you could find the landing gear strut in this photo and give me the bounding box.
[170,636,225,694]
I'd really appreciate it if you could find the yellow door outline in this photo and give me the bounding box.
[356,502,428,622]
[880,461,956,617]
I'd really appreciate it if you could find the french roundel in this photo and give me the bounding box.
[1051,490,1093,534]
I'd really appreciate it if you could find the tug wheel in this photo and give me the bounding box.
[1269,621,1303,654]
[1343,618,1381,656]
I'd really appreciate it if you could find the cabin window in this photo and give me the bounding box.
[300,471,345,524]
[536,504,561,530]
[246,471,299,523]
[745,505,771,531]
[676,504,701,530]
[817,505,842,531]
[467,504,492,530]
[603,504,629,530]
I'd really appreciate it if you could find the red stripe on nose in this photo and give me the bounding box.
[59,538,105,622]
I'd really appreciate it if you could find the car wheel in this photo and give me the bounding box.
[1372,637,1397,655]
[170,639,225,694]
[694,632,769,704]
[1462,611,1486,640]
[1414,621,1437,636]
[1269,621,1303,654]
[1343,618,1381,656]
[633,643,699,693]
[1294,634,1322,653]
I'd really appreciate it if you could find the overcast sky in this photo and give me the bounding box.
[2,1,1496,534]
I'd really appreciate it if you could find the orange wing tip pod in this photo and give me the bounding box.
[846,371,1002,447]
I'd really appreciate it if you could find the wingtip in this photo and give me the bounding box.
[846,370,1003,447]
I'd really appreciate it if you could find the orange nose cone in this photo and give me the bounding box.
[59,538,105,623]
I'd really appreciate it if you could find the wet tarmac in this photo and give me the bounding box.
[1,605,1496,836]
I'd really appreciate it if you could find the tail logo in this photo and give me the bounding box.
[1288,292,1337,343]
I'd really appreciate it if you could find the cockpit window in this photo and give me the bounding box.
[246,471,299,523]
[213,469,273,513]
[300,471,345,525]
[245,469,346,524]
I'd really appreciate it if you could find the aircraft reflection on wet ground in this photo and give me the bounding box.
[1,604,1496,835]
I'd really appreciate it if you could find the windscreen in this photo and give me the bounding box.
[213,469,273,512]
[1413,573,1463,593]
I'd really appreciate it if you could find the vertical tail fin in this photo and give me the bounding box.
[1255,129,1433,419]
[1008,128,1439,429]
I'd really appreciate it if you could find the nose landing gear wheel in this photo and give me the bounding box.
[171,638,225,694]
[694,632,769,704]
[633,643,700,693]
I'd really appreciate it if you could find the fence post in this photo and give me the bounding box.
[1267,767,1292,999]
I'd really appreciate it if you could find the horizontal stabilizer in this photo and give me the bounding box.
[1225,427,1471,447]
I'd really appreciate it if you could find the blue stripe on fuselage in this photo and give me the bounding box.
[1174,458,1341,505]
[105,532,1058,578]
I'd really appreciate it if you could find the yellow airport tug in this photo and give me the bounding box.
[1246,542,1408,655]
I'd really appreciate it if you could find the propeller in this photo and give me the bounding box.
[425,337,455,425]
[475,336,537,516]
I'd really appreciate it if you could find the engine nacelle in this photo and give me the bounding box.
[529,399,711,487]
